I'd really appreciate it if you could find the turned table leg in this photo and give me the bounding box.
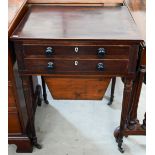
[30,76,43,107]
[22,76,42,149]
[36,85,43,106]
[127,66,145,130]
[41,76,49,104]
[114,78,133,153]
[108,77,116,105]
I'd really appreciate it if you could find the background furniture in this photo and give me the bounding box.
[8,0,42,152]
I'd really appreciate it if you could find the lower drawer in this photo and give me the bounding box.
[8,112,22,134]
[24,59,129,74]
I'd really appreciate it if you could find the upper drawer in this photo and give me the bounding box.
[23,45,130,59]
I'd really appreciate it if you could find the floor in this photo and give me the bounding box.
[8,78,146,155]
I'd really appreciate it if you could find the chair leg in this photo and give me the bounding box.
[108,77,116,105]
[41,76,49,104]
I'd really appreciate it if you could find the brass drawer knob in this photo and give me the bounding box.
[45,47,54,56]
[97,48,106,57]
[97,63,104,71]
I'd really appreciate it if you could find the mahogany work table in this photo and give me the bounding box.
[10,4,145,153]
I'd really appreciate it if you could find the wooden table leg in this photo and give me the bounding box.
[127,66,145,130]
[116,43,146,136]
[114,78,133,153]
[41,76,49,104]
[141,113,146,130]
[108,77,116,105]
[21,76,42,149]
[31,76,43,107]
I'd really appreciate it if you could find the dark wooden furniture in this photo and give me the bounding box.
[10,4,144,153]
[8,0,42,152]
[107,77,116,105]
[125,0,146,131]
[113,0,146,138]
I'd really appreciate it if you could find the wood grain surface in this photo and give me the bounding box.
[28,0,123,4]
[125,0,146,40]
[8,0,27,32]
[45,77,111,99]
[11,5,141,40]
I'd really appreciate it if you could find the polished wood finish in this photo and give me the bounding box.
[21,76,42,149]
[24,59,129,74]
[114,44,146,143]
[41,76,49,104]
[114,78,133,153]
[23,44,130,57]
[8,113,22,133]
[9,136,33,153]
[107,77,116,105]
[114,1,146,147]
[12,5,141,40]
[127,45,146,130]
[8,0,33,153]
[8,0,43,152]
[28,0,124,4]
[11,5,141,100]
[8,82,16,108]
[125,0,146,40]
[45,77,111,99]
[122,0,146,137]
[11,4,143,152]
[8,0,27,32]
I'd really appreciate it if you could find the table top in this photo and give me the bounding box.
[12,5,142,41]
[8,0,27,31]
[125,0,146,41]
[27,0,123,4]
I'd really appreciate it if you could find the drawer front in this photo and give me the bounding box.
[23,45,130,59]
[8,112,22,134]
[24,58,129,74]
[8,82,16,108]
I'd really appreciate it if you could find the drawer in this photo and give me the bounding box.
[23,45,130,59]
[8,112,22,134]
[24,58,129,74]
[8,82,16,108]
